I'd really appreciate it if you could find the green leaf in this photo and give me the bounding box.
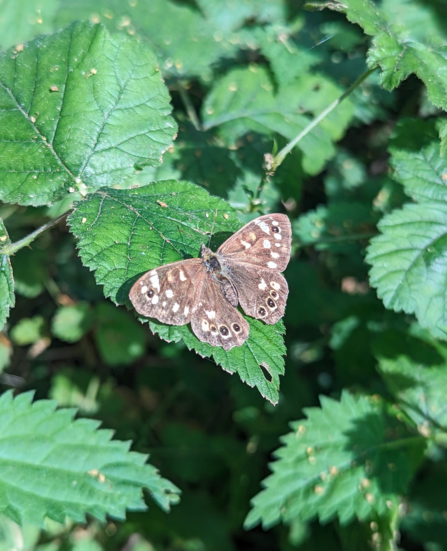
[245,392,425,530]
[51,303,93,343]
[55,0,237,80]
[0,21,176,207]
[68,182,286,403]
[0,391,180,526]
[11,247,47,299]
[0,220,14,331]
[0,0,58,51]
[306,0,447,112]
[10,316,46,346]
[95,302,145,367]
[374,325,447,430]
[202,65,353,175]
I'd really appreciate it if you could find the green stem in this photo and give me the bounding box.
[178,81,202,131]
[297,232,376,249]
[0,212,70,256]
[270,66,378,172]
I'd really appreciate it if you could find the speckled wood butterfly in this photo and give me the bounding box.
[129,213,291,350]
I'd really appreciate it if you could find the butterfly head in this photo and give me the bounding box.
[200,243,221,273]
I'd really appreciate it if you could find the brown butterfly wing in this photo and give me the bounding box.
[217,213,291,272]
[191,277,249,351]
[129,258,204,325]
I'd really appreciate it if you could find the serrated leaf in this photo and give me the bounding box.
[95,302,145,367]
[55,0,237,79]
[68,181,286,403]
[367,203,447,339]
[307,0,447,113]
[0,391,180,526]
[374,326,447,430]
[0,21,176,207]
[0,0,58,51]
[388,119,447,203]
[10,316,46,346]
[202,65,353,175]
[0,220,14,331]
[51,303,93,343]
[245,392,425,530]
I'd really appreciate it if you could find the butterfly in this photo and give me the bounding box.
[129,213,291,351]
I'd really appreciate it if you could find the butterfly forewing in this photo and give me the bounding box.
[129,259,204,325]
[217,214,291,272]
[191,278,249,350]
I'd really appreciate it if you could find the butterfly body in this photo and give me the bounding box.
[130,213,291,350]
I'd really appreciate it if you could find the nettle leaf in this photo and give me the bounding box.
[0,220,14,331]
[55,0,236,80]
[245,392,425,530]
[306,0,447,112]
[0,21,176,207]
[0,0,58,51]
[68,181,286,404]
[374,326,447,430]
[0,391,180,526]
[202,65,353,175]
[367,122,447,339]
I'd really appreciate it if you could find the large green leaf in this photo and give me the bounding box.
[0,220,14,331]
[68,181,286,404]
[245,392,425,529]
[306,0,447,113]
[367,121,447,339]
[0,0,58,50]
[202,65,353,175]
[0,391,180,526]
[0,21,176,206]
[374,325,447,430]
[55,0,236,80]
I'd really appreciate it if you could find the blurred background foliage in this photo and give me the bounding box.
[0,0,446,549]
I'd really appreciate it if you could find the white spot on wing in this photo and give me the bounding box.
[272,220,279,226]
[263,239,271,249]
[173,303,179,312]
[268,261,277,269]
[184,306,189,316]
[241,240,251,249]
[205,310,216,319]
[150,273,160,291]
[274,233,282,240]
[258,279,267,291]
[202,319,209,331]
[162,301,166,307]
[179,270,186,281]
[275,242,281,247]
[271,281,280,290]
[166,289,174,298]
[255,220,270,234]
[152,295,159,305]
[271,252,279,259]
[141,285,148,294]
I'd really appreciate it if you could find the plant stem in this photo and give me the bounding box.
[270,66,378,173]
[178,81,202,131]
[0,212,70,256]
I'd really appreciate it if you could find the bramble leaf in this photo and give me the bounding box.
[0,220,14,331]
[367,122,447,339]
[68,181,286,403]
[202,65,353,175]
[306,0,447,113]
[51,303,93,343]
[0,21,176,206]
[10,316,46,346]
[0,391,180,526]
[55,0,236,79]
[245,392,424,529]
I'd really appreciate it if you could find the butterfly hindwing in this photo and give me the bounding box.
[129,259,204,325]
[191,278,249,350]
[217,213,291,272]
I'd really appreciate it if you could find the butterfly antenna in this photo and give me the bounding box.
[207,209,218,248]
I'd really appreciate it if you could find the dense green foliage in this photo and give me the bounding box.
[1,0,447,550]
